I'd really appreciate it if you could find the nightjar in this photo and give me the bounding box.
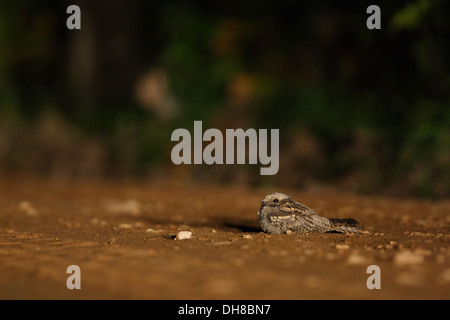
[258,192,360,234]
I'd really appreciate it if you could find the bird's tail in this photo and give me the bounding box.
[328,218,360,233]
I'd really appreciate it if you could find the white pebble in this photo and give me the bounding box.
[176,231,192,240]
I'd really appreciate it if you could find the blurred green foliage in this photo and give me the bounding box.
[0,0,449,197]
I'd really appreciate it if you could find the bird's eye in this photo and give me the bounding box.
[273,199,279,203]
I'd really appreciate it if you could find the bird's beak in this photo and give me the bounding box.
[260,200,265,203]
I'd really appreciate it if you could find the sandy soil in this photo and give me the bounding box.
[0,175,449,299]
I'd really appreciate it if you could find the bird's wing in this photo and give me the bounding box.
[292,214,331,233]
[280,200,318,216]
[273,200,332,233]
[269,211,332,234]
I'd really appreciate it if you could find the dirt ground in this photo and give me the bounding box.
[0,174,449,300]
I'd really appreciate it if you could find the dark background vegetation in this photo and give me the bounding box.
[0,0,449,197]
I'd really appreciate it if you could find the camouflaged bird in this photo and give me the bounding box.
[258,192,360,234]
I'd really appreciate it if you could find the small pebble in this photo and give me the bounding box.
[176,231,192,240]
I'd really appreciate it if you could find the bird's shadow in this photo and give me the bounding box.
[135,214,261,233]
[192,216,261,233]
[222,221,261,233]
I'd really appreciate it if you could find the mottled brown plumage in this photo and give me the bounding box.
[258,192,360,234]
